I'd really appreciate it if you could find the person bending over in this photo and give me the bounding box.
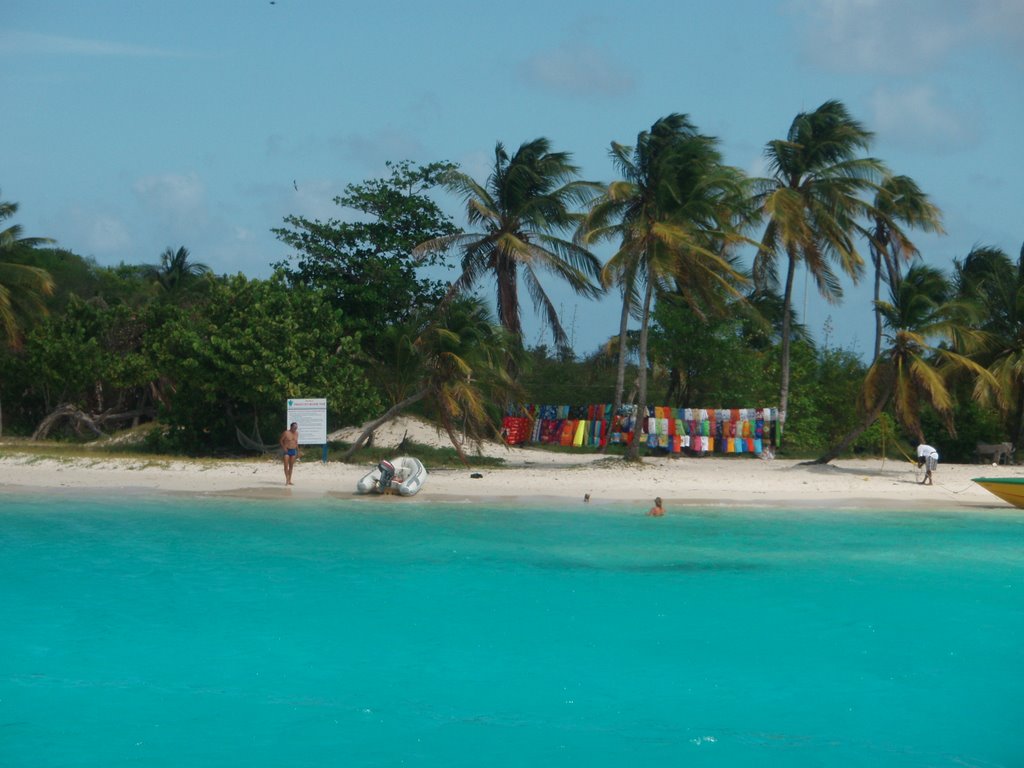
[916,443,939,486]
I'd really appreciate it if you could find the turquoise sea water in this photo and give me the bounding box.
[2,495,1023,767]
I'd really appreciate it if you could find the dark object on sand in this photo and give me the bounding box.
[470,472,483,479]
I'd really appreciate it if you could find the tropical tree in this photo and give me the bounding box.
[274,160,458,338]
[18,298,158,439]
[6,247,152,310]
[811,262,991,464]
[862,174,945,360]
[148,274,379,453]
[753,100,885,442]
[414,138,602,354]
[651,291,781,408]
[0,195,55,347]
[147,246,211,295]
[341,296,521,463]
[954,242,1024,443]
[580,116,690,450]
[736,285,814,352]
[579,116,752,459]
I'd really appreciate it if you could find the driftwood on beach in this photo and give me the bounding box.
[31,403,155,441]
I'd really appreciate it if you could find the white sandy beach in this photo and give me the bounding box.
[0,416,1020,512]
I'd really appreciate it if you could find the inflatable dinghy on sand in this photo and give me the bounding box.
[356,457,427,497]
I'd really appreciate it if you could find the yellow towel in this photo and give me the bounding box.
[573,419,586,447]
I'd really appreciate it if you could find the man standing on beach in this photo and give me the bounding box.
[280,422,299,485]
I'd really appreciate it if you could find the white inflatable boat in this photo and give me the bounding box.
[356,456,428,497]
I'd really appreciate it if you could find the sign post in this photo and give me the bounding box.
[286,398,328,463]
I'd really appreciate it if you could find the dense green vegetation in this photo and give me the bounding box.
[1,103,1020,464]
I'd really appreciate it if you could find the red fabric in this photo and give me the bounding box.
[502,416,529,445]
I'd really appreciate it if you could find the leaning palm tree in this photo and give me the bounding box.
[0,195,55,348]
[861,174,945,361]
[341,297,521,464]
[753,100,886,442]
[954,242,1024,444]
[580,115,694,452]
[580,115,752,459]
[414,138,602,353]
[811,263,992,464]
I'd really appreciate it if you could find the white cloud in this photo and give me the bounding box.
[0,30,197,58]
[133,172,205,216]
[744,153,770,180]
[521,42,634,98]
[790,0,1024,74]
[132,171,213,249]
[73,212,133,256]
[869,85,978,150]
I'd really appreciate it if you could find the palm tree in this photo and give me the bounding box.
[954,242,1024,443]
[342,297,520,463]
[0,195,55,438]
[862,174,945,361]
[0,195,55,348]
[148,246,211,294]
[580,115,752,459]
[738,285,814,351]
[753,100,885,442]
[811,263,991,464]
[414,138,602,353]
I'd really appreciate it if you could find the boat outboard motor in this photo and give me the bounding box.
[377,459,396,489]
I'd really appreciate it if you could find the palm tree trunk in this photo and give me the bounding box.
[777,251,798,446]
[871,245,883,362]
[602,290,632,454]
[496,254,521,341]
[627,277,655,462]
[666,366,682,403]
[496,255,523,377]
[340,389,427,461]
[806,390,891,465]
[882,245,901,291]
[440,419,470,466]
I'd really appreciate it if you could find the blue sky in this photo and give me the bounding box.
[4,0,1022,357]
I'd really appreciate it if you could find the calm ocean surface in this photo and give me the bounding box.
[2,494,1023,767]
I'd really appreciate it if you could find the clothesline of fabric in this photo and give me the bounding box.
[502,404,779,455]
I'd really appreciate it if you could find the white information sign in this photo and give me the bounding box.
[286,398,327,445]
